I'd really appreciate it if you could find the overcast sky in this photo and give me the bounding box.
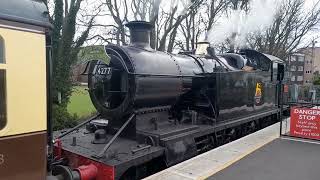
[73,0,320,48]
[300,0,320,47]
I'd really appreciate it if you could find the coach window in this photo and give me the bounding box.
[0,70,6,129]
[0,35,6,129]
[0,36,4,63]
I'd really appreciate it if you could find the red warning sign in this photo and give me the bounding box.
[290,107,320,140]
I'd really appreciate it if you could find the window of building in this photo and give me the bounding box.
[291,76,296,81]
[290,65,296,71]
[298,66,303,71]
[297,76,303,81]
[298,56,304,62]
[291,56,296,61]
[0,70,6,129]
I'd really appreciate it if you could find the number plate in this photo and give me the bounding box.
[97,67,112,75]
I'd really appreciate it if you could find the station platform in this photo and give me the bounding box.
[145,119,320,180]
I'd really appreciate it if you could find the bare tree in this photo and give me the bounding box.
[88,0,320,56]
[131,0,162,48]
[105,0,130,45]
[156,0,204,52]
[205,0,230,31]
[248,0,320,59]
[40,0,105,129]
[230,0,249,11]
[176,0,229,52]
[43,0,103,103]
[178,7,203,51]
[131,0,202,51]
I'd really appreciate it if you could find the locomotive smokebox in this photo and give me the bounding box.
[125,21,153,49]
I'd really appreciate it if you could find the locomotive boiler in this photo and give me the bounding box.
[52,21,285,180]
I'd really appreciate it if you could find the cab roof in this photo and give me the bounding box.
[0,0,51,28]
[240,49,284,64]
[263,53,284,64]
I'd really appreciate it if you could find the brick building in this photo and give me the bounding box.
[286,47,320,85]
[287,53,305,85]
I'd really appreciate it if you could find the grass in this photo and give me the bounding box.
[67,86,96,118]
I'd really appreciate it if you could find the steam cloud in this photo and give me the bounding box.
[208,0,283,48]
[170,0,192,17]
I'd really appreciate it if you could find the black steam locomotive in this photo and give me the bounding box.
[52,21,285,180]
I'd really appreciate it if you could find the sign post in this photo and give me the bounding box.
[290,107,320,140]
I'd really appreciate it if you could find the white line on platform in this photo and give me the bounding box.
[281,136,320,145]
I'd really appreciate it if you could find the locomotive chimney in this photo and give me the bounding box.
[125,21,153,49]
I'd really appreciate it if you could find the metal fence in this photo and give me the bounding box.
[284,84,320,105]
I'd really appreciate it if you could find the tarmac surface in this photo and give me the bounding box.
[208,138,320,180]
[145,122,281,180]
[145,118,320,180]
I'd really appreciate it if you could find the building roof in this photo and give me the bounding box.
[0,0,51,28]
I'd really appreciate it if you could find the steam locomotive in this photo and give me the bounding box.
[0,1,285,179]
[50,21,285,180]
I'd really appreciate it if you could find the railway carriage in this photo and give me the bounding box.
[0,0,52,179]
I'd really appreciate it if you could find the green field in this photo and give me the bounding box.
[67,86,96,118]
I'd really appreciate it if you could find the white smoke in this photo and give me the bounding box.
[208,0,283,48]
[168,0,192,17]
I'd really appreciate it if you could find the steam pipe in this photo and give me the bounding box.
[54,114,100,141]
[93,113,136,158]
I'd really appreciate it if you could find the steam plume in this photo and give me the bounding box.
[208,0,282,48]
